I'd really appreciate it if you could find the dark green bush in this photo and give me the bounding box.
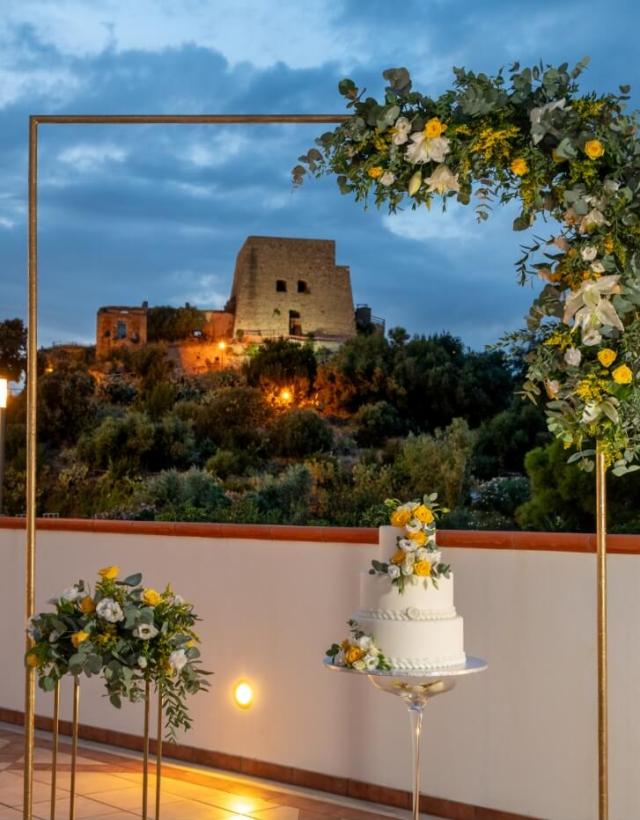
[268,409,333,457]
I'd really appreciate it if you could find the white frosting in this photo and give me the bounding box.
[352,524,466,671]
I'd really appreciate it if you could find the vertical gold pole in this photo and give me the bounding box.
[142,680,150,820]
[23,114,39,820]
[596,444,608,820]
[49,680,60,820]
[155,688,163,820]
[69,678,80,820]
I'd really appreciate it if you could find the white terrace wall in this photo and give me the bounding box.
[1,527,639,820]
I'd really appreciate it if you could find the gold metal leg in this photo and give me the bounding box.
[596,445,608,820]
[69,678,80,820]
[50,680,60,820]
[142,680,150,820]
[155,688,163,820]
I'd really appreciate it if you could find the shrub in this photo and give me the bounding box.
[194,387,271,450]
[474,476,530,517]
[142,468,229,521]
[205,449,254,479]
[354,401,405,446]
[249,464,312,523]
[268,409,333,457]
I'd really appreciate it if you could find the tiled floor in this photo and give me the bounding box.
[0,726,434,820]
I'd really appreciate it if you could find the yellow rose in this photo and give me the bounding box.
[26,654,38,668]
[408,530,427,547]
[510,158,528,176]
[71,630,90,648]
[390,508,411,527]
[345,646,365,665]
[367,166,384,179]
[390,549,406,565]
[597,349,617,368]
[142,588,162,607]
[423,117,446,138]
[98,566,119,580]
[612,364,633,385]
[79,596,96,615]
[414,560,432,577]
[413,505,434,525]
[584,139,605,160]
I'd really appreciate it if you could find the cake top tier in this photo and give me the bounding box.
[371,495,451,593]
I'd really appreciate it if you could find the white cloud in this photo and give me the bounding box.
[0,67,82,109]
[58,143,128,171]
[167,270,229,309]
[382,203,485,243]
[0,217,15,229]
[180,132,250,169]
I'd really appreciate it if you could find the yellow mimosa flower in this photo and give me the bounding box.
[584,139,605,160]
[98,566,119,580]
[612,364,633,385]
[597,349,617,367]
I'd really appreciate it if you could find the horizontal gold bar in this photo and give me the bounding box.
[31,114,348,126]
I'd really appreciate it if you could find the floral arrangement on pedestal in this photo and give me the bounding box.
[369,496,450,592]
[294,59,640,474]
[326,619,391,671]
[26,566,210,738]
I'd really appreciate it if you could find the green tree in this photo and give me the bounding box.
[354,401,405,446]
[0,318,27,381]
[194,387,271,451]
[38,369,97,446]
[244,339,317,397]
[147,306,204,342]
[268,409,333,457]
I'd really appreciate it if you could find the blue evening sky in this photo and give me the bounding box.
[0,0,639,349]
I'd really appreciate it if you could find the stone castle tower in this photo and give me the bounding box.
[228,236,355,342]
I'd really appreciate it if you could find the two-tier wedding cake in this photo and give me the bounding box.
[327,496,465,672]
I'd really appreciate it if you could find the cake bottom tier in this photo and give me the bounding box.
[355,613,466,670]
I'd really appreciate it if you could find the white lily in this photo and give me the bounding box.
[424,164,460,195]
[579,208,608,234]
[391,116,411,145]
[405,132,450,164]
[563,275,623,345]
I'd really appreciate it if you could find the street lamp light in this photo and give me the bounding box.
[218,340,226,368]
[0,377,7,515]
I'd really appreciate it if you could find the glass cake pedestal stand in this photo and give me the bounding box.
[324,657,487,820]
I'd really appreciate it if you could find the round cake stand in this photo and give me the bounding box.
[324,657,487,820]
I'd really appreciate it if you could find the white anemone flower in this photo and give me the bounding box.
[405,132,450,164]
[424,164,460,195]
[133,623,159,640]
[380,170,395,186]
[391,116,412,145]
[563,275,623,345]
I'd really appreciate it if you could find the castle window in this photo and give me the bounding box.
[276,279,287,292]
[289,310,302,336]
[116,321,127,340]
[297,280,309,294]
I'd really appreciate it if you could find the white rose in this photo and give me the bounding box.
[357,635,372,652]
[603,179,620,194]
[564,347,582,366]
[380,171,395,186]
[391,116,411,145]
[96,598,124,624]
[591,261,605,274]
[364,655,379,670]
[580,245,597,262]
[169,649,188,673]
[61,585,83,603]
[402,560,414,576]
[138,656,148,669]
[352,659,366,671]
[133,623,159,640]
[404,519,422,533]
[387,565,401,579]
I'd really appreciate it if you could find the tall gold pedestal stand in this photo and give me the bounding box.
[596,444,608,820]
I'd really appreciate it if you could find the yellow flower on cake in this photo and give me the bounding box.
[584,139,605,160]
[612,364,633,385]
[71,630,90,648]
[408,530,427,547]
[423,117,446,139]
[414,560,432,577]
[79,596,96,615]
[391,548,406,565]
[142,588,162,607]
[413,505,434,525]
[345,646,365,665]
[597,348,617,367]
[391,507,412,527]
[510,157,528,176]
[98,565,119,580]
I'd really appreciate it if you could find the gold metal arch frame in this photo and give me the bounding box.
[24,112,347,820]
[23,113,609,820]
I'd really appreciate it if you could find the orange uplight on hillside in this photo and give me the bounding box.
[279,387,293,404]
[218,341,226,350]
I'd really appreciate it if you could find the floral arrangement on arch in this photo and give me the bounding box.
[26,566,210,739]
[369,495,450,592]
[294,59,640,474]
[326,619,391,671]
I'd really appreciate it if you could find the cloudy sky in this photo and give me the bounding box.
[1,0,639,349]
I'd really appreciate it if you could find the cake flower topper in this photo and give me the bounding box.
[370,495,451,592]
[326,619,391,671]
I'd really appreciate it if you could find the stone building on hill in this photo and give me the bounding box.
[96,303,148,359]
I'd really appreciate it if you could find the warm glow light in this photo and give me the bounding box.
[279,388,292,403]
[218,341,227,350]
[0,378,7,409]
[233,680,254,709]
